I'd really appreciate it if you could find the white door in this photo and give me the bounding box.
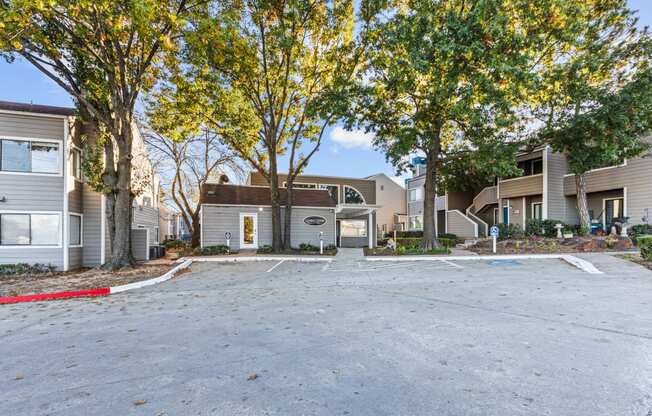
[239,213,258,249]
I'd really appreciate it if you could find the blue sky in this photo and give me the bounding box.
[1,0,650,185]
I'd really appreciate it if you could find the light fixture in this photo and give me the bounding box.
[258,207,263,212]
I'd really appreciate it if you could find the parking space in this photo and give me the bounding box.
[1,254,652,415]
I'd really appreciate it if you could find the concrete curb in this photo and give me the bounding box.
[0,260,193,305]
[365,254,603,274]
[182,256,333,263]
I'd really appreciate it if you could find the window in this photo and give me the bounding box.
[285,182,339,202]
[318,184,339,202]
[0,213,60,246]
[532,203,542,220]
[70,214,82,246]
[409,187,423,202]
[31,142,59,173]
[380,185,384,191]
[1,214,29,245]
[0,139,60,174]
[409,215,423,230]
[341,219,367,237]
[71,148,82,180]
[143,197,152,207]
[344,186,365,204]
[515,158,543,177]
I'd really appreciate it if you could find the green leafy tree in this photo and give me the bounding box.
[350,0,555,248]
[531,0,652,230]
[541,72,652,228]
[0,0,193,269]
[181,0,362,251]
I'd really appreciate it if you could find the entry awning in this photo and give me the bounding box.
[335,204,380,217]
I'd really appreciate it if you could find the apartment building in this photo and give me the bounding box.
[406,142,652,238]
[364,173,407,234]
[0,101,163,270]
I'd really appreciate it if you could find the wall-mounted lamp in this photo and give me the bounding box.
[0,196,6,203]
[258,207,263,212]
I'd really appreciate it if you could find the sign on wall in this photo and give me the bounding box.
[304,216,327,226]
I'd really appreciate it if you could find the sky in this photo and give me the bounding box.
[1,0,650,186]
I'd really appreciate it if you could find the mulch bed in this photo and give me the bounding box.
[0,262,180,297]
[469,236,635,255]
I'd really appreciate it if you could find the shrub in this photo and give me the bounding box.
[630,224,652,240]
[396,245,450,255]
[395,237,455,248]
[497,223,524,240]
[257,245,273,254]
[165,239,187,249]
[525,219,569,238]
[0,263,56,276]
[193,245,230,256]
[324,244,337,251]
[385,230,423,238]
[637,235,652,261]
[298,243,320,252]
[438,233,458,240]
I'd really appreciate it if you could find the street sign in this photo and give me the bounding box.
[490,226,499,237]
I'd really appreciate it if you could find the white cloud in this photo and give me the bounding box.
[329,126,374,149]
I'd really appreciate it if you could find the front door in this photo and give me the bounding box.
[502,206,509,225]
[240,213,258,249]
[604,198,624,231]
[336,220,341,247]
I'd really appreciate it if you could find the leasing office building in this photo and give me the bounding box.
[406,143,652,238]
[199,172,393,250]
[0,101,164,270]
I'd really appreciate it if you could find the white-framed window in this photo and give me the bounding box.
[531,203,543,220]
[0,212,61,246]
[343,185,365,204]
[408,187,423,202]
[69,213,83,247]
[70,147,82,181]
[409,215,423,230]
[341,219,367,237]
[0,138,61,174]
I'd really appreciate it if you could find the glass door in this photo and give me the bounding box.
[240,213,258,249]
[604,198,624,231]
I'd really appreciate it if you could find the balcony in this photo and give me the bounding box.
[499,174,543,199]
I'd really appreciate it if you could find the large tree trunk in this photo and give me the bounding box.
[269,155,283,252]
[422,131,442,250]
[283,181,294,250]
[190,213,201,248]
[106,123,135,270]
[575,173,591,233]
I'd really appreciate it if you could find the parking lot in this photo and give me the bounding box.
[1,253,652,415]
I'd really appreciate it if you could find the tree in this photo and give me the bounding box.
[143,119,243,248]
[350,0,554,248]
[540,71,652,229]
[182,0,361,251]
[0,0,193,269]
[531,0,652,231]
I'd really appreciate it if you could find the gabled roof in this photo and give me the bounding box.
[0,100,76,116]
[200,184,337,207]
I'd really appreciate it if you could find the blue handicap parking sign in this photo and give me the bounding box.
[490,226,499,237]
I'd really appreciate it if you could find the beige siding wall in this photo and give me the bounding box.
[370,174,406,233]
[446,210,477,238]
[499,174,543,199]
[472,186,497,212]
[562,154,652,226]
[446,191,474,211]
[82,186,103,267]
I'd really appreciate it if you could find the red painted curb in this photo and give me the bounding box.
[0,287,110,305]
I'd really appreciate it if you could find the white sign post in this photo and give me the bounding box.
[489,226,499,254]
[225,232,232,254]
[319,231,324,254]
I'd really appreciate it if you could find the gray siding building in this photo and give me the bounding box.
[0,101,164,270]
[200,184,340,250]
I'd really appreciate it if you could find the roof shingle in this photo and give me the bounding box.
[0,100,76,116]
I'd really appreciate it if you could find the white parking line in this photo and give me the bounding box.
[439,259,463,269]
[266,259,286,273]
